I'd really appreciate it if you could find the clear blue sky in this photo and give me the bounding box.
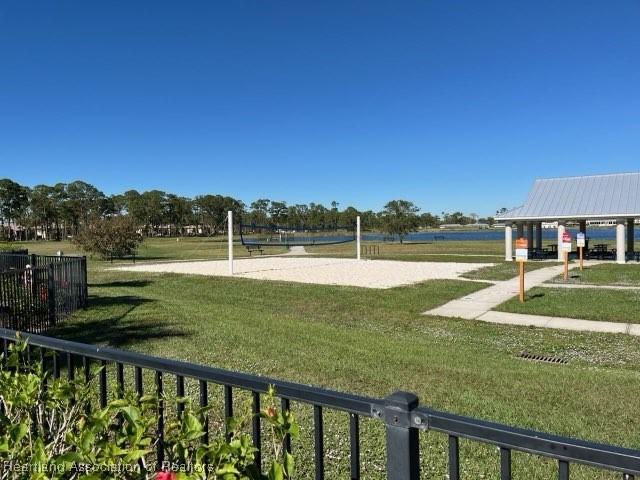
[1,1,639,216]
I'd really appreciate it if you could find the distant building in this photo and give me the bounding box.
[439,223,490,229]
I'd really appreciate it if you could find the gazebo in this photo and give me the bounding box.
[496,172,639,264]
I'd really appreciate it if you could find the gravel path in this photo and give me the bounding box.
[113,257,487,289]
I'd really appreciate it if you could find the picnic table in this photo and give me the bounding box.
[589,244,615,260]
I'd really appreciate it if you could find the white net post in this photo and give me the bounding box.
[356,215,361,260]
[228,211,234,275]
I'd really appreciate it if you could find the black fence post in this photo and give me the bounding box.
[384,391,420,480]
[47,264,56,326]
[82,256,88,308]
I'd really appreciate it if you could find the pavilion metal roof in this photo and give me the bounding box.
[496,172,640,221]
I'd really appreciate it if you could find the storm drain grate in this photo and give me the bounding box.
[518,351,568,365]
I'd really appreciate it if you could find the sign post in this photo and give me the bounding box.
[576,232,586,271]
[515,238,528,303]
[562,231,572,282]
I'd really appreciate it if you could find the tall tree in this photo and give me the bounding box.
[29,185,57,240]
[0,179,29,239]
[340,206,360,227]
[269,201,288,225]
[308,203,328,227]
[165,194,193,235]
[330,200,340,227]
[380,200,420,243]
[65,181,106,234]
[249,199,270,225]
[139,190,167,235]
[194,195,229,235]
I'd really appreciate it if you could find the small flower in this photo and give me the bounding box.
[264,406,277,418]
[156,471,177,480]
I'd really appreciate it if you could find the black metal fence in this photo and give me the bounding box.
[0,253,88,332]
[1,328,637,479]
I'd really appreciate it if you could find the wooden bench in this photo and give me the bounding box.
[245,245,264,256]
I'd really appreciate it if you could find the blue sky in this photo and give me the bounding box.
[1,1,639,216]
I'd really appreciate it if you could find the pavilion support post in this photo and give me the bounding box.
[616,219,626,264]
[516,222,524,240]
[527,223,534,251]
[536,222,543,251]
[557,221,566,261]
[504,223,513,261]
[579,220,587,258]
[627,218,635,256]
[579,220,586,234]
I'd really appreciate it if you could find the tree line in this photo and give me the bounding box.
[0,178,495,241]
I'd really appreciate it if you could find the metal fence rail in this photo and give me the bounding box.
[0,328,637,479]
[0,252,31,271]
[0,254,87,332]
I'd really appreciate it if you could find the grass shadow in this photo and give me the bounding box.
[47,294,189,348]
[528,293,546,300]
[88,280,154,288]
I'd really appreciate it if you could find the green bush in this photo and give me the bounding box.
[0,337,298,479]
[72,216,143,260]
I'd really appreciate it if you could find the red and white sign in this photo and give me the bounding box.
[562,231,572,252]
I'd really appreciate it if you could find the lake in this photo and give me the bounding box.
[362,227,639,242]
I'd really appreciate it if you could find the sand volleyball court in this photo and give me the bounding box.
[113,257,487,289]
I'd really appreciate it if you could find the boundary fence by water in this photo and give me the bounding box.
[0,253,88,332]
[363,227,640,243]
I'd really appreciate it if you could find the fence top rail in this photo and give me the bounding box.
[0,259,81,276]
[0,328,381,417]
[0,253,84,260]
[415,407,640,475]
[1,327,637,475]
[0,265,49,276]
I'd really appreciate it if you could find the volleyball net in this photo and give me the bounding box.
[239,224,356,247]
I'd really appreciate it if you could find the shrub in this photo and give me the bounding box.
[0,337,298,479]
[72,216,143,260]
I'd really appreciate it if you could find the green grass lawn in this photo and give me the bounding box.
[462,261,563,281]
[18,238,640,478]
[16,237,287,263]
[496,286,640,323]
[547,263,640,286]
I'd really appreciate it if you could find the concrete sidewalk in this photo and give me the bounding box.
[539,282,640,291]
[477,311,640,336]
[424,261,640,336]
[425,264,569,319]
